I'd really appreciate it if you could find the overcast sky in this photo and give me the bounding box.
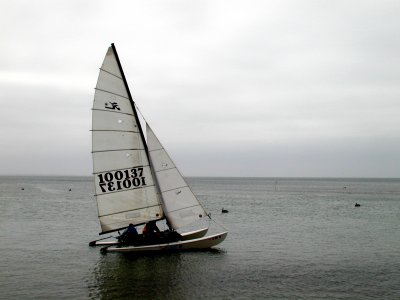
[1,0,399,177]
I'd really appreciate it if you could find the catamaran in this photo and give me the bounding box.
[89,44,227,253]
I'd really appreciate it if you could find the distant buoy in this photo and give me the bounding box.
[21,188,24,190]
[355,203,361,207]
[69,188,72,191]
[222,208,229,213]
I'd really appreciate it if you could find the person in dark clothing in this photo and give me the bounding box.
[118,223,138,244]
[142,220,160,236]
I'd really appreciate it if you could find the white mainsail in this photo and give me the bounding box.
[146,124,207,229]
[92,45,164,234]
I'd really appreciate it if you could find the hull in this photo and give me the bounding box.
[104,231,227,253]
[180,227,208,240]
[93,227,208,246]
[93,240,119,246]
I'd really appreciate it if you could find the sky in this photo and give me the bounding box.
[1,0,399,177]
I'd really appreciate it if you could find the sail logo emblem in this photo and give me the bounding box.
[105,101,120,110]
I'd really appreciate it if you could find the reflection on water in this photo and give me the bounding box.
[89,250,226,299]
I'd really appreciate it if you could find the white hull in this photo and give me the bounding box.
[104,231,227,253]
[93,227,208,246]
[180,227,208,240]
[94,240,119,246]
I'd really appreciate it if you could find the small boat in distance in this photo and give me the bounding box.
[355,203,361,207]
[89,44,227,253]
[222,208,229,213]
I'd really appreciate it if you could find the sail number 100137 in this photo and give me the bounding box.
[97,167,146,193]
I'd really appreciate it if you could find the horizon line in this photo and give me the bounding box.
[1,174,399,180]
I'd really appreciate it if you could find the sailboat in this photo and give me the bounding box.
[90,44,227,253]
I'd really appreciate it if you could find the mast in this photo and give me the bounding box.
[110,43,173,229]
[92,44,164,234]
[110,43,150,161]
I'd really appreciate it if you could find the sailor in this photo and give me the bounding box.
[142,220,160,236]
[119,223,138,243]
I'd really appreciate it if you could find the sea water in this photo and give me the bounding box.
[0,176,399,299]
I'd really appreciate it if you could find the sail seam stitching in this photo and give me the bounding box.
[149,148,164,152]
[94,88,129,99]
[99,68,122,79]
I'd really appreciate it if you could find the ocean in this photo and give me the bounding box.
[0,176,399,299]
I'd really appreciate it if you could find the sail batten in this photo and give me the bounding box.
[160,185,189,193]
[94,88,130,99]
[99,68,123,79]
[91,109,135,117]
[155,166,178,173]
[91,130,138,133]
[92,148,143,154]
[167,203,203,213]
[92,45,164,234]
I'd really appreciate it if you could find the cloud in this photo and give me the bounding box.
[1,0,399,177]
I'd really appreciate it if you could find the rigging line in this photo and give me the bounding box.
[209,217,229,231]
[92,148,143,154]
[92,164,150,174]
[91,108,135,117]
[134,104,150,125]
[98,203,162,218]
[94,88,129,100]
[99,67,123,79]
[94,183,156,197]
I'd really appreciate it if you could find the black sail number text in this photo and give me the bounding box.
[97,167,146,193]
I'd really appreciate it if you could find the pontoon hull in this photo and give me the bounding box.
[103,231,227,253]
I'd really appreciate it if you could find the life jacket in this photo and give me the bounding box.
[142,224,148,235]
